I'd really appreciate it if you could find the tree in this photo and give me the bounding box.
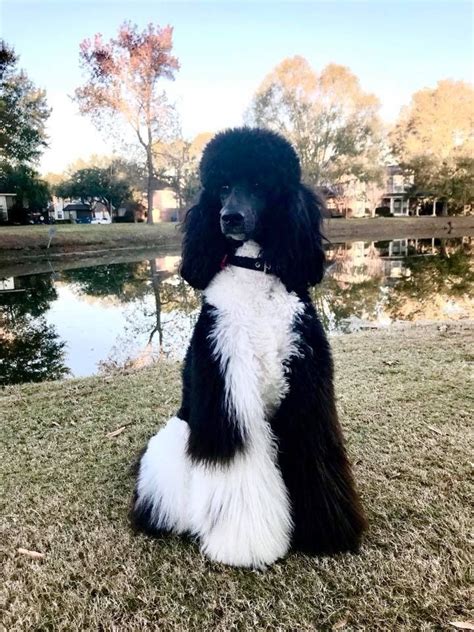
[391,80,474,214]
[75,22,180,223]
[247,56,385,188]
[153,131,213,210]
[0,273,68,385]
[0,319,68,385]
[56,166,132,216]
[0,40,50,166]
[62,261,150,302]
[0,163,50,221]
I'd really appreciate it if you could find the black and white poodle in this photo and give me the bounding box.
[131,127,366,568]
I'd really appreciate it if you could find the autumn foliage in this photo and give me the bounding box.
[248,56,385,188]
[75,22,179,223]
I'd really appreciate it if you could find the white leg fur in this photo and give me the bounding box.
[135,416,191,534]
[189,441,293,569]
[137,415,292,567]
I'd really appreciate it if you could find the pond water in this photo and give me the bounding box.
[1,236,472,385]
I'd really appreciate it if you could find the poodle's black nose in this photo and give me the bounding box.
[220,209,245,228]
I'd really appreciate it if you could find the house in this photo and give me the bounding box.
[322,166,440,218]
[378,166,413,216]
[62,203,93,223]
[142,188,181,222]
[55,199,111,223]
[0,193,17,223]
[320,180,372,218]
[379,166,445,216]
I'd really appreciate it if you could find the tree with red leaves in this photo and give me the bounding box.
[75,22,179,223]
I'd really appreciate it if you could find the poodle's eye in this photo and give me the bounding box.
[220,184,230,196]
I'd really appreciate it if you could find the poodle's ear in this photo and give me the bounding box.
[262,184,326,292]
[180,192,228,290]
[295,184,326,287]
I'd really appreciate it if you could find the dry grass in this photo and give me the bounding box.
[0,223,181,262]
[1,324,473,631]
[1,216,473,264]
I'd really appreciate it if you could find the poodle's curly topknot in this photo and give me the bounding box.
[199,127,302,192]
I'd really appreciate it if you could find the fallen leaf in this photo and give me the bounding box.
[17,548,45,560]
[106,426,126,438]
[332,616,349,630]
[449,623,474,631]
[426,425,443,435]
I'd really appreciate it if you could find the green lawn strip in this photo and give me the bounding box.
[1,216,472,263]
[1,324,472,630]
[0,224,181,260]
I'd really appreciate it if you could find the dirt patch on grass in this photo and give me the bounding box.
[1,323,473,630]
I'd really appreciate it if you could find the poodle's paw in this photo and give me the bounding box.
[199,520,290,569]
[132,416,191,535]
[189,449,293,569]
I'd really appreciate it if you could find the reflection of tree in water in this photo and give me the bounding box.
[314,242,385,330]
[313,276,383,330]
[62,262,151,303]
[315,238,473,328]
[0,319,68,385]
[96,260,200,372]
[0,273,68,385]
[1,273,58,318]
[385,241,473,321]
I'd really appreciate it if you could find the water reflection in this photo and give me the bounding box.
[0,237,472,385]
[0,274,69,384]
[315,237,472,332]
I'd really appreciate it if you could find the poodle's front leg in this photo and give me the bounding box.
[131,416,191,536]
[189,446,293,569]
[186,305,293,568]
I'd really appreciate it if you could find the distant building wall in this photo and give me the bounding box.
[0,193,16,222]
[144,188,180,222]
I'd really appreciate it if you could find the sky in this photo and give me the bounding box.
[1,0,473,174]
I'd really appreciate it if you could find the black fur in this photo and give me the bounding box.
[178,303,246,464]
[271,301,367,554]
[180,127,326,293]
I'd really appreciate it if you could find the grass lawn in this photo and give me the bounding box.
[0,223,181,261]
[1,216,473,264]
[2,324,473,630]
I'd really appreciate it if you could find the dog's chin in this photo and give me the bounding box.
[226,233,247,242]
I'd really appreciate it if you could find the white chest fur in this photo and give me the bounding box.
[204,241,304,432]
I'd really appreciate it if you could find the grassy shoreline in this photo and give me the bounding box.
[0,216,472,264]
[2,323,472,630]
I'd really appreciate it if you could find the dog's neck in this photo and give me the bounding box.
[234,240,261,259]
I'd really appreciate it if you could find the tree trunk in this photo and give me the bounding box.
[148,259,163,347]
[146,145,154,224]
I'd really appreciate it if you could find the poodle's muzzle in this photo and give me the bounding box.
[219,185,260,241]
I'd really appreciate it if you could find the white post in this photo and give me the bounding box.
[432,198,436,216]
[390,197,394,215]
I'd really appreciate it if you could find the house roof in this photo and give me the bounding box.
[63,203,91,212]
[386,165,405,176]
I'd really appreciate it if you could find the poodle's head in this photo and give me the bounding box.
[181,127,326,293]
